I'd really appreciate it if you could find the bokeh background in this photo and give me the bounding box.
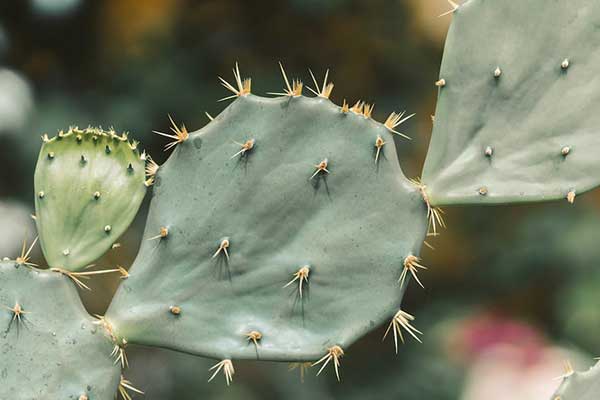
[1,1,599,399]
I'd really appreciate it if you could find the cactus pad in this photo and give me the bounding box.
[0,261,120,399]
[422,0,600,205]
[34,127,147,271]
[551,361,600,400]
[106,93,427,362]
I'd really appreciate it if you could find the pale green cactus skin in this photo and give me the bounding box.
[0,261,120,399]
[551,361,600,400]
[106,94,427,362]
[422,0,600,206]
[34,127,147,271]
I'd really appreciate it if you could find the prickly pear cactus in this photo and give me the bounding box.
[106,88,427,365]
[551,361,600,400]
[422,0,600,205]
[0,260,120,399]
[34,127,147,271]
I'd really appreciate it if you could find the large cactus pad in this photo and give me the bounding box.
[34,127,147,271]
[422,0,600,205]
[107,94,427,362]
[0,261,120,399]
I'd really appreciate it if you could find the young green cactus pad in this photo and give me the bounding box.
[106,91,428,366]
[0,261,120,399]
[551,360,600,400]
[422,0,600,205]
[34,127,147,271]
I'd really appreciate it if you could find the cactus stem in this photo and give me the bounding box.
[148,226,169,241]
[2,302,31,325]
[268,62,303,97]
[212,238,230,260]
[283,265,310,298]
[410,178,446,236]
[311,159,330,179]
[399,255,427,289]
[15,236,38,267]
[383,309,423,354]
[375,135,386,164]
[307,68,334,99]
[567,190,576,204]
[208,359,235,385]
[435,78,446,87]
[118,375,144,400]
[153,115,190,152]
[438,0,460,17]
[341,99,349,113]
[218,62,251,101]
[313,345,344,381]
[230,138,256,159]
[384,111,414,140]
[245,330,262,346]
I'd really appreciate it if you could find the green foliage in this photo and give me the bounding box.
[106,93,427,363]
[34,127,147,271]
[422,0,600,206]
[0,260,120,399]
[551,361,600,400]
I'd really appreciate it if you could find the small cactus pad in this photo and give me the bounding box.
[34,127,147,271]
[422,0,600,205]
[0,261,120,399]
[107,94,427,361]
[551,361,600,400]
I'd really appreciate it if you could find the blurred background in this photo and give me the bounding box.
[1,1,599,399]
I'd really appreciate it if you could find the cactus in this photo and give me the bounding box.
[0,260,120,400]
[5,0,600,396]
[105,69,428,372]
[422,0,600,206]
[34,127,147,271]
[551,360,600,400]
